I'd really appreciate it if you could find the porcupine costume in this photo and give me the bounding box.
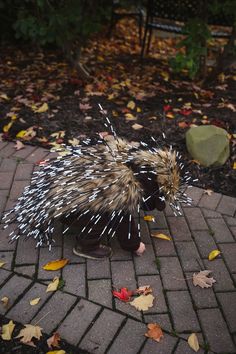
[2,109,193,252]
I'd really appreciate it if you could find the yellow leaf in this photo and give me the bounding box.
[43,258,69,271]
[1,296,9,308]
[208,250,221,261]
[3,121,13,133]
[15,324,42,343]
[33,103,49,113]
[161,71,169,81]
[125,113,136,121]
[130,294,154,311]
[1,320,15,341]
[30,297,41,306]
[0,260,6,268]
[46,351,66,354]
[68,138,80,146]
[127,100,135,110]
[166,112,174,119]
[0,93,10,100]
[144,215,155,222]
[46,277,60,292]
[203,189,213,196]
[137,107,142,112]
[233,162,236,169]
[188,333,200,352]
[16,130,27,138]
[151,232,171,241]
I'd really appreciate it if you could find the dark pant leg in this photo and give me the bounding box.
[116,214,140,252]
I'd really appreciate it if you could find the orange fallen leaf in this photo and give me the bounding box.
[43,259,69,271]
[151,232,171,241]
[145,323,164,342]
[136,285,152,295]
[144,215,155,222]
[166,112,174,119]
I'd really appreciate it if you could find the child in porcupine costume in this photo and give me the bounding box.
[3,135,190,260]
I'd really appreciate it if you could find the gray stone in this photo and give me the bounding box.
[224,216,236,226]
[15,238,39,265]
[0,274,31,314]
[167,217,192,241]
[183,207,208,230]
[7,282,51,323]
[175,338,205,354]
[175,241,202,271]
[142,334,177,353]
[198,308,236,353]
[0,224,18,251]
[198,192,222,210]
[0,251,14,270]
[186,125,230,166]
[159,257,187,290]
[144,313,172,331]
[138,275,167,313]
[32,291,76,333]
[87,258,110,279]
[201,207,222,218]
[115,298,142,320]
[134,244,159,275]
[107,319,146,354]
[111,260,136,289]
[192,230,218,258]
[185,272,217,309]
[58,299,101,345]
[185,186,204,206]
[0,268,11,286]
[216,195,236,216]
[0,158,18,172]
[217,292,236,333]
[219,243,236,272]
[167,291,200,332]
[207,218,234,242]
[88,279,112,308]
[153,229,177,256]
[204,259,235,291]
[62,264,86,297]
[14,163,34,180]
[14,265,36,278]
[0,171,15,189]
[80,309,124,354]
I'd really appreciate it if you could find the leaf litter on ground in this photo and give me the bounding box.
[192,270,216,288]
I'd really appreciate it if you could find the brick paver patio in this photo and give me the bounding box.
[0,141,236,353]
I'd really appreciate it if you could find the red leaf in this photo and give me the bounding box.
[180,109,192,116]
[112,287,133,302]
[163,105,171,112]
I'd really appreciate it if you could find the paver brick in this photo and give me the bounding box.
[207,218,234,242]
[0,224,18,251]
[204,259,235,291]
[198,308,236,353]
[0,274,31,314]
[14,163,34,180]
[38,246,61,279]
[0,142,8,151]
[175,338,204,354]
[167,291,200,332]
[183,207,208,230]
[15,237,39,265]
[139,218,152,244]
[110,237,132,260]
[0,189,8,215]
[0,251,14,270]
[167,217,192,241]
[80,309,124,354]
[63,234,85,263]
[14,265,36,277]
[219,243,236,273]
[12,146,37,159]
[192,230,218,258]
[87,258,110,279]
[107,319,147,354]
[57,299,100,345]
[216,195,236,216]
[144,313,172,331]
[32,291,76,333]
[185,272,217,309]
[62,264,86,297]
[0,144,16,158]
[141,333,177,354]
[111,260,136,289]
[185,186,204,206]
[159,257,187,290]
[175,241,202,271]
[224,216,236,226]
[88,279,112,308]
[148,210,168,229]
[7,282,51,323]
[0,268,11,286]
[153,229,177,256]
[9,180,29,201]
[201,207,222,218]
[230,226,236,239]
[0,171,14,189]
[198,192,222,210]
[138,275,167,313]
[134,244,159,275]
[0,158,18,172]
[217,292,236,333]
[26,147,49,163]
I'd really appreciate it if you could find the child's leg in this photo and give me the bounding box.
[115,214,141,252]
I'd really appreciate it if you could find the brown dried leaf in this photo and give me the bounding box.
[15,324,42,344]
[47,332,61,349]
[1,297,9,308]
[192,270,216,288]
[145,323,164,342]
[136,285,152,296]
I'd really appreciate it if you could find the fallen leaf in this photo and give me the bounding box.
[192,270,216,288]
[132,123,143,130]
[203,189,213,196]
[30,298,41,306]
[14,140,25,151]
[112,287,133,302]
[208,250,221,261]
[136,285,152,295]
[130,294,154,311]
[3,121,13,133]
[144,215,155,222]
[151,232,171,241]
[0,93,10,101]
[125,113,136,121]
[79,103,92,110]
[16,324,42,344]
[43,259,69,271]
[0,260,6,268]
[1,297,9,308]
[47,332,61,349]
[166,112,174,119]
[33,103,49,113]
[145,323,164,342]
[46,351,66,354]
[188,333,199,352]
[163,105,171,112]
[233,162,236,169]
[127,100,135,110]
[68,138,80,146]
[1,320,15,340]
[46,277,60,292]
[178,121,189,128]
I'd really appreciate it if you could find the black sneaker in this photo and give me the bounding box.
[73,244,112,260]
